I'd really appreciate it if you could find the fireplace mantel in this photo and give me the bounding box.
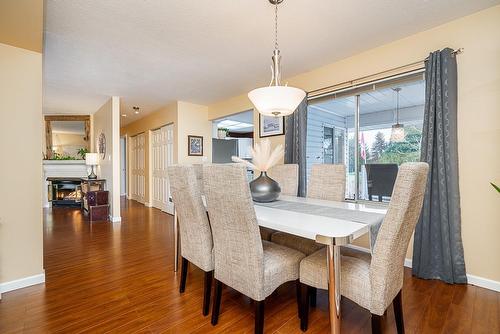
[42,160,89,207]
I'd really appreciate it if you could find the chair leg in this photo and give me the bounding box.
[255,300,265,334]
[393,290,405,334]
[202,271,213,316]
[211,279,223,326]
[371,314,383,334]
[300,283,309,332]
[295,280,302,319]
[309,287,317,307]
[179,257,188,293]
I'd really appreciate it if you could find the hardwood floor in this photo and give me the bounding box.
[1,198,498,333]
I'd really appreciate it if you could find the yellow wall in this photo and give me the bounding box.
[120,101,212,204]
[0,0,43,53]
[93,97,121,220]
[120,103,178,203]
[0,43,43,285]
[208,6,500,282]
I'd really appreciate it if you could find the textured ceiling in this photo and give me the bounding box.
[43,0,499,125]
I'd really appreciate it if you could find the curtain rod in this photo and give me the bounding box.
[307,48,463,99]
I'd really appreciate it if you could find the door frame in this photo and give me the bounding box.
[120,135,128,196]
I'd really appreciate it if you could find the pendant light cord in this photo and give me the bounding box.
[274,0,279,51]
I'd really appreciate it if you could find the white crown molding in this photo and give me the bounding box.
[0,272,45,294]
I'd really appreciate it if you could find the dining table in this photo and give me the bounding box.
[172,194,387,334]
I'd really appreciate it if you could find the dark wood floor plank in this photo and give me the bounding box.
[471,286,500,334]
[0,198,497,334]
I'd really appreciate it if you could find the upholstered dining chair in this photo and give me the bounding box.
[267,163,299,196]
[298,162,429,334]
[308,163,346,201]
[192,163,204,194]
[167,165,214,316]
[271,164,347,256]
[203,164,306,334]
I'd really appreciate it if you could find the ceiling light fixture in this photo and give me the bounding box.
[390,87,405,142]
[133,106,140,114]
[248,0,306,117]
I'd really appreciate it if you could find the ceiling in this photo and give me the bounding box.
[311,79,425,117]
[43,0,499,125]
[213,110,254,133]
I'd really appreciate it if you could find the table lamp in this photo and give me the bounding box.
[85,153,99,179]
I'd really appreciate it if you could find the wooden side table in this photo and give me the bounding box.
[81,178,109,221]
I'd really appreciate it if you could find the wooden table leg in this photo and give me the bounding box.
[327,244,341,334]
[174,210,179,272]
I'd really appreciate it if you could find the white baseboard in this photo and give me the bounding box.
[403,258,500,292]
[111,216,121,222]
[466,274,500,292]
[346,245,500,292]
[0,272,45,294]
[144,202,152,207]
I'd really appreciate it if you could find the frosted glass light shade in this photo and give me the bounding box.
[248,85,306,117]
[85,153,99,166]
[390,124,405,142]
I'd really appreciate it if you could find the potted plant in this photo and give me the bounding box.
[217,128,229,139]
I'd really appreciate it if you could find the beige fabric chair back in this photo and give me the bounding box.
[192,163,204,194]
[167,165,214,272]
[370,162,429,314]
[203,164,265,300]
[267,164,299,196]
[307,164,346,201]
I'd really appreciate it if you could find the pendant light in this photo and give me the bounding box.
[248,0,306,117]
[390,87,405,142]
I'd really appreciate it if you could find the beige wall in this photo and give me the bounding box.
[93,97,121,220]
[176,101,212,165]
[0,0,43,53]
[0,43,43,284]
[208,6,500,282]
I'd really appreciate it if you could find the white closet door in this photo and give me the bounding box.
[131,133,145,203]
[164,124,174,214]
[152,125,174,214]
[130,135,137,200]
[151,128,163,210]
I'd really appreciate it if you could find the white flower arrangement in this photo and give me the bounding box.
[232,139,284,172]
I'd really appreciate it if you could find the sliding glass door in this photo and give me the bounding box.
[306,72,425,202]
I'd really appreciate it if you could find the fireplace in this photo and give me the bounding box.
[48,177,82,207]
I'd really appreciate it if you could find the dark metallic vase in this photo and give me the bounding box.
[250,171,281,202]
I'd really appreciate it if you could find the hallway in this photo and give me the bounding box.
[0,199,497,333]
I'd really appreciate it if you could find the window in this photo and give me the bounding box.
[306,72,425,202]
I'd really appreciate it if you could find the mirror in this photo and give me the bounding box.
[45,115,90,160]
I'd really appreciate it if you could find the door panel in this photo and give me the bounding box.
[131,133,145,203]
[151,125,174,214]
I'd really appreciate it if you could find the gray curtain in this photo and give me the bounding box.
[412,48,467,284]
[284,98,307,197]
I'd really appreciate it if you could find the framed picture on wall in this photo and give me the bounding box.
[259,114,285,138]
[188,135,203,156]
